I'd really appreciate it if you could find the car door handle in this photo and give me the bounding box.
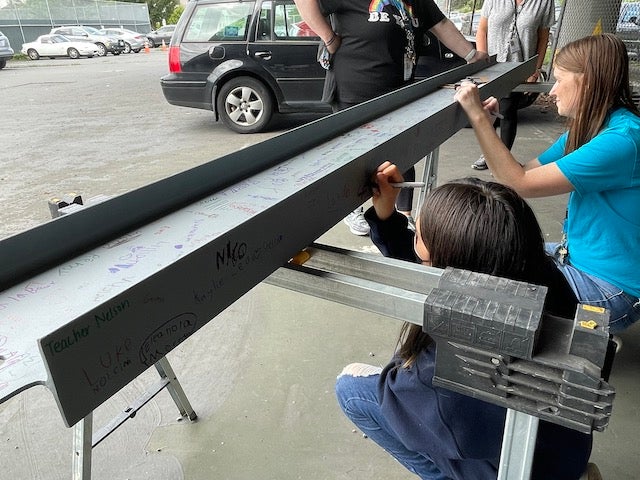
[254,51,272,60]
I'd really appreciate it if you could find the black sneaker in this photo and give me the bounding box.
[471,155,488,170]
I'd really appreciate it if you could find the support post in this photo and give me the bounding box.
[72,412,92,480]
[156,356,197,421]
[417,148,439,209]
[497,409,539,480]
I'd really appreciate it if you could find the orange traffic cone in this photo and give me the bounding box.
[144,41,150,54]
[161,39,167,51]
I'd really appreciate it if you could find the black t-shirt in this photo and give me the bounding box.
[319,0,445,104]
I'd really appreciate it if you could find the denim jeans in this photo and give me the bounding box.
[334,363,450,480]
[546,243,640,334]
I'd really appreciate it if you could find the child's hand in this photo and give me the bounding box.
[371,161,402,220]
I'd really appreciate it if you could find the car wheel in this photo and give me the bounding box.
[147,38,155,48]
[123,42,131,54]
[0,59,5,69]
[216,77,273,134]
[27,49,40,60]
[68,48,80,59]
[96,43,107,56]
[133,49,141,53]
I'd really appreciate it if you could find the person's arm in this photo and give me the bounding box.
[475,16,488,53]
[529,26,550,81]
[429,18,489,63]
[294,0,341,53]
[454,85,573,198]
[363,161,417,261]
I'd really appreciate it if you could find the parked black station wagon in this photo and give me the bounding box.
[161,0,328,133]
[161,0,466,133]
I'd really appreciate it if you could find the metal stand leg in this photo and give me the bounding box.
[417,148,439,209]
[497,409,539,480]
[156,356,197,421]
[69,358,196,480]
[72,412,92,480]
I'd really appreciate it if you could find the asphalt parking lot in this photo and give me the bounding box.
[0,50,322,239]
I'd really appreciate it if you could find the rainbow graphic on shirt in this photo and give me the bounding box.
[369,0,413,18]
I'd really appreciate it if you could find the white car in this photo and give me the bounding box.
[21,34,99,60]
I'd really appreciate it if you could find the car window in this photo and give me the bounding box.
[256,4,272,40]
[183,2,254,42]
[273,1,317,39]
[621,3,640,23]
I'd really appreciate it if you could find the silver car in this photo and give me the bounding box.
[98,27,146,54]
[0,30,14,69]
[146,24,175,48]
[49,25,125,56]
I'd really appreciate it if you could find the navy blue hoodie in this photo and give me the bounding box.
[366,208,592,480]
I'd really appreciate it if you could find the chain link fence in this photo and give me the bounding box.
[0,0,151,49]
[553,0,640,86]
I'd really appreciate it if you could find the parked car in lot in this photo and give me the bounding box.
[161,0,328,133]
[461,12,482,36]
[448,11,465,32]
[161,0,466,133]
[617,1,640,58]
[98,27,146,53]
[49,25,125,56]
[146,24,176,47]
[549,5,562,47]
[0,30,14,69]
[21,34,99,60]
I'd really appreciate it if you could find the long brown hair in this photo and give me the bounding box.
[397,179,548,367]
[554,33,640,154]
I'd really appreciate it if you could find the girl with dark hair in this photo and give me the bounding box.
[335,161,593,480]
[455,33,640,335]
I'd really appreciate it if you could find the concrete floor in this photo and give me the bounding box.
[1,102,638,480]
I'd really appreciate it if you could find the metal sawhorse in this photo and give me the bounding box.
[267,244,616,480]
[49,195,198,480]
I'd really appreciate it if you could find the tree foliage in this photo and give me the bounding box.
[119,0,179,28]
[167,5,184,25]
[450,0,484,13]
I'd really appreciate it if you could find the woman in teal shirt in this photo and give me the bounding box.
[455,33,640,334]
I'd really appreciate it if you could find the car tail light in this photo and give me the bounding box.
[168,46,181,73]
